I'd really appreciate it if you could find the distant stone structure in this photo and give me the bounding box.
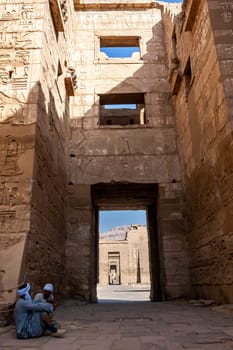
[99,225,150,286]
[0,0,233,311]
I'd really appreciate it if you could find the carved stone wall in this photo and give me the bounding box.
[163,0,233,303]
[2,0,232,306]
[22,0,73,294]
[0,0,40,304]
[0,0,73,303]
[66,2,190,301]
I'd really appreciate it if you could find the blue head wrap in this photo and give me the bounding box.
[17,283,32,302]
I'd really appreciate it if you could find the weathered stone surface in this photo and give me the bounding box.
[0,0,232,307]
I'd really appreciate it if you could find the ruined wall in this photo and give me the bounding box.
[163,0,233,303]
[66,2,190,301]
[0,0,74,302]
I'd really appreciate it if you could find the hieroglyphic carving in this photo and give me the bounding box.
[0,3,34,24]
[0,31,33,49]
[0,183,9,205]
[0,4,34,95]
[0,234,23,248]
[0,210,16,232]
[78,13,159,29]
[0,91,24,122]
[0,50,30,90]
[0,137,23,176]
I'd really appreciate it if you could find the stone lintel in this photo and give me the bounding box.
[74,1,163,11]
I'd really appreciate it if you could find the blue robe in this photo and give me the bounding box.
[14,298,53,339]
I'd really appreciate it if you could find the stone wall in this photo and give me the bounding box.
[163,0,233,303]
[0,0,74,303]
[0,0,43,304]
[22,0,74,295]
[66,2,190,301]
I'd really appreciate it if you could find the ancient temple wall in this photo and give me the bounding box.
[98,225,150,286]
[99,241,129,286]
[22,0,75,294]
[66,3,190,301]
[0,0,44,304]
[163,0,233,303]
[127,226,150,284]
[0,0,75,302]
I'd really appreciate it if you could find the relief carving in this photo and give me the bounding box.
[221,11,233,23]
[0,136,23,176]
[0,181,28,207]
[0,234,23,249]
[0,210,16,232]
[0,91,24,122]
[0,50,30,92]
[0,31,32,49]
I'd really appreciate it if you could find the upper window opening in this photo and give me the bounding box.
[99,93,145,126]
[104,104,136,110]
[100,36,140,59]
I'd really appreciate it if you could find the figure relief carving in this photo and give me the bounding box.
[0,183,9,205]
[0,91,24,122]
[0,179,27,207]
[0,137,23,176]
[0,210,16,232]
[221,11,232,23]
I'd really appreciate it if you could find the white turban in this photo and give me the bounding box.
[17,283,32,302]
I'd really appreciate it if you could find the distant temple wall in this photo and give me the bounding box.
[99,225,150,286]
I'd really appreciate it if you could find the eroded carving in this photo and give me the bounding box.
[0,137,23,176]
[0,210,16,232]
[0,234,23,249]
[0,91,24,122]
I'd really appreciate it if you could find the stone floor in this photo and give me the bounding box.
[1,285,233,349]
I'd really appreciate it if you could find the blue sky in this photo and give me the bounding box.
[99,210,147,233]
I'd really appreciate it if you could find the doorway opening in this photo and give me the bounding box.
[91,183,162,303]
[98,210,150,302]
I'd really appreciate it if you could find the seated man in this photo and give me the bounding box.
[34,283,58,328]
[34,283,55,305]
[15,283,65,339]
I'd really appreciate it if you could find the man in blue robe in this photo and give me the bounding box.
[14,283,64,339]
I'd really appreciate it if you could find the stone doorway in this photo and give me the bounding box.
[91,183,162,301]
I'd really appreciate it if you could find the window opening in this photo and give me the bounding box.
[100,36,140,59]
[99,93,145,126]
